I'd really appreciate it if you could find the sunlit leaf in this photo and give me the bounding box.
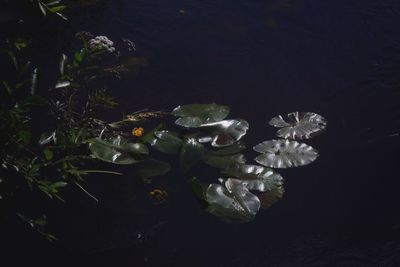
[172,103,230,128]
[89,138,148,165]
[179,138,205,172]
[222,164,283,192]
[269,112,327,140]
[55,81,70,89]
[59,54,67,75]
[150,130,183,154]
[258,186,284,209]
[48,5,66,13]
[38,2,47,16]
[205,183,260,223]
[198,119,249,147]
[39,131,57,145]
[253,139,319,168]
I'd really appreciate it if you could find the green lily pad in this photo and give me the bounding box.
[259,186,284,209]
[172,103,230,128]
[89,137,148,165]
[198,119,249,147]
[253,139,319,168]
[222,164,283,192]
[203,153,246,169]
[205,183,260,223]
[150,130,183,155]
[269,112,327,140]
[134,158,171,179]
[179,138,205,172]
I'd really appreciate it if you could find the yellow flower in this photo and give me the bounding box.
[148,188,168,203]
[132,127,144,137]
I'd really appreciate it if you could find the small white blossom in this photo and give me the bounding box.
[89,36,116,53]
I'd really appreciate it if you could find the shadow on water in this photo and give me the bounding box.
[3,0,400,266]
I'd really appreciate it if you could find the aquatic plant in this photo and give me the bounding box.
[254,139,319,168]
[269,112,327,140]
[88,103,326,223]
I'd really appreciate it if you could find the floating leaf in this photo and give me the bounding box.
[203,153,245,169]
[222,164,283,192]
[253,139,319,168]
[205,183,260,223]
[89,138,148,165]
[259,186,284,209]
[208,142,245,156]
[179,138,205,172]
[150,130,183,155]
[198,119,249,147]
[172,103,229,128]
[134,158,171,179]
[269,112,327,140]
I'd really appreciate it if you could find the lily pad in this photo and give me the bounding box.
[89,137,148,165]
[259,186,284,209]
[172,103,230,128]
[269,112,327,140]
[222,164,283,192]
[179,138,205,172]
[205,183,260,223]
[150,130,183,155]
[198,119,249,147]
[134,158,171,179]
[253,139,319,168]
[203,153,246,169]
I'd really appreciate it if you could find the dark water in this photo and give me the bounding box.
[6,0,400,266]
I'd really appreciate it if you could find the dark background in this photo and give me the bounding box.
[3,0,400,266]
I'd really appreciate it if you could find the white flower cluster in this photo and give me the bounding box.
[89,36,115,53]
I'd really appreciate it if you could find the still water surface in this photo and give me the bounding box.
[14,0,400,266]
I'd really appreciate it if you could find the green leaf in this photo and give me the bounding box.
[18,130,31,145]
[208,142,245,156]
[38,2,47,16]
[172,103,230,128]
[89,138,148,165]
[74,51,83,64]
[139,123,164,143]
[134,158,171,179]
[14,38,30,50]
[150,130,183,155]
[179,138,205,172]
[190,177,206,200]
[205,184,259,223]
[43,148,53,161]
[39,131,56,145]
[55,81,70,89]
[203,153,245,169]
[48,5,66,13]
[59,54,67,75]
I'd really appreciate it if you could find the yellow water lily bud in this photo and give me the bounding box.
[132,127,144,137]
